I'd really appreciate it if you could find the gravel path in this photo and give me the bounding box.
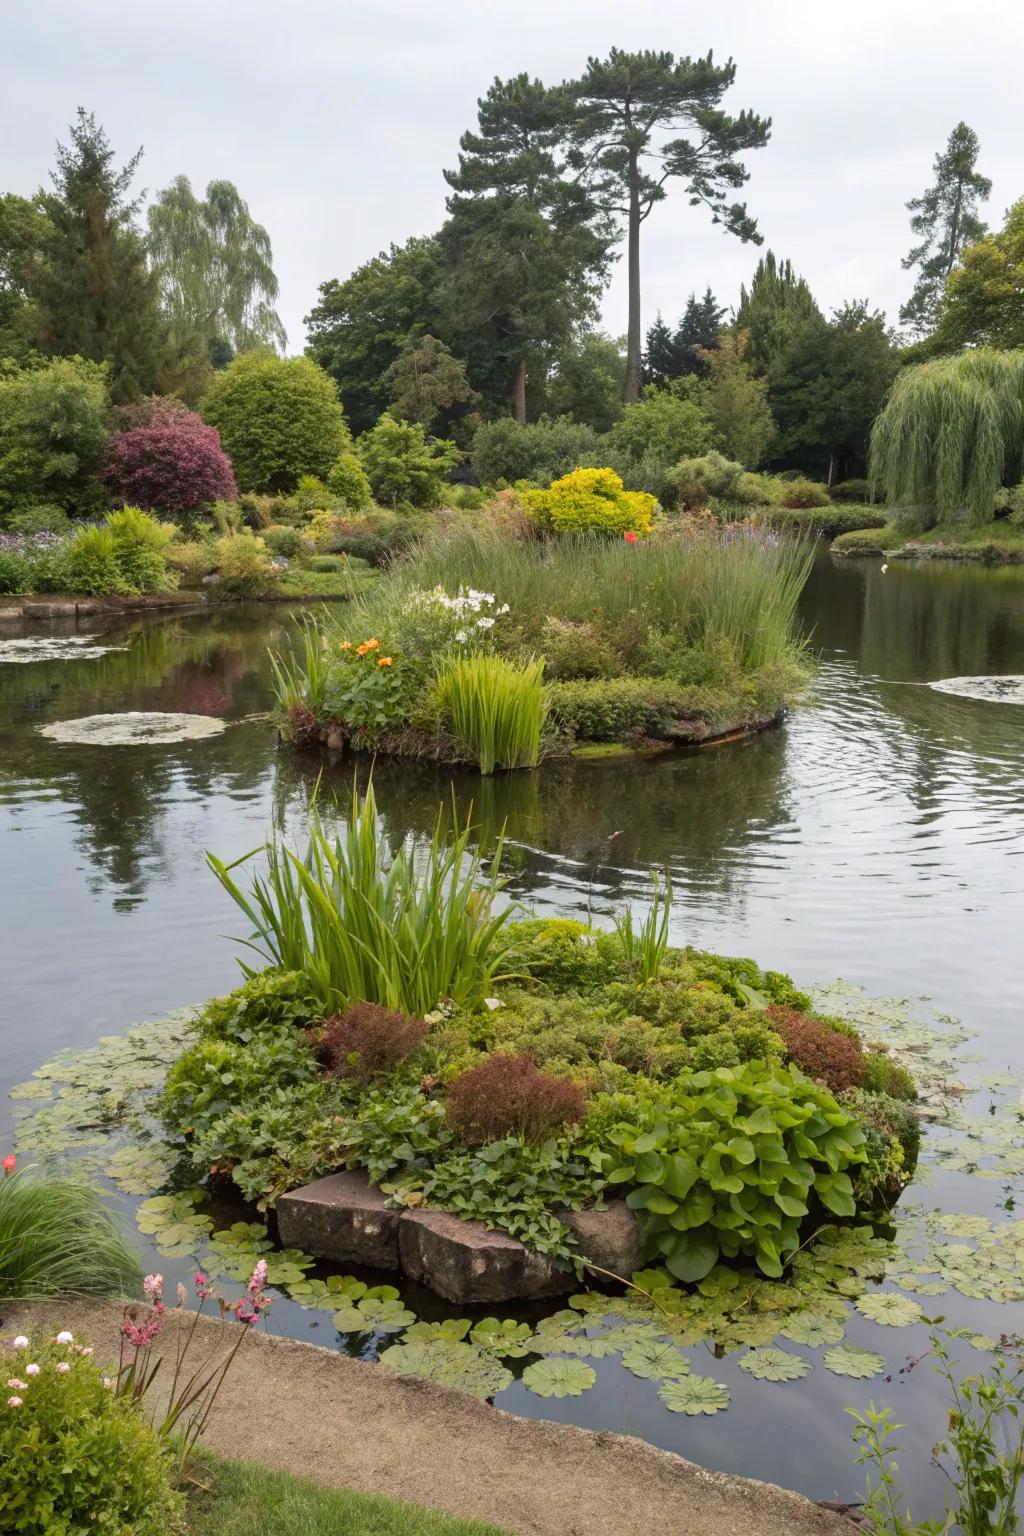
[7,1301,855,1536]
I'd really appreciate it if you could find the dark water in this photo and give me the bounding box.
[2,555,1023,1512]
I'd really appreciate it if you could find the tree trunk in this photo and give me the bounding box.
[512,357,527,425]
[624,156,642,404]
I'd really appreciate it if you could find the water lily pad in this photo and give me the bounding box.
[854,1293,924,1328]
[469,1318,534,1357]
[621,1338,691,1381]
[380,1339,512,1400]
[738,1348,812,1382]
[967,1335,998,1353]
[333,1295,416,1333]
[933,1213,992,1238]
[39,711,228,746]
[822,1346,887,1379]
[658,1375,730,1415]
[521,1358,596,1398]
[0,636,127,664]
[779,1313,845,1348]
[404,1319,472,1344]
[895,1274,947,1297]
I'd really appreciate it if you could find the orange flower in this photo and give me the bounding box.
[356,643,370,656]
[365,638,380,651]
[377,656,393,667]
[340,641,352,651]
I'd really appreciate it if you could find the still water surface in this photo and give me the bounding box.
[1,554,1023,1511]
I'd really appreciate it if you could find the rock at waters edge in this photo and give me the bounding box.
[399,1208,574,1304]
[559,1201,643,1280]
[277,1170,401,1269]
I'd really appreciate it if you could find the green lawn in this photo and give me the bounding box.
[186,1456,508,1536]
[276,559,378,599]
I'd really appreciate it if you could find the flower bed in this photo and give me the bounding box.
[157,917,919,1286]
[271,521,812,770]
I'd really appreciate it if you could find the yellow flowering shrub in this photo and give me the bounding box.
[522,468,656,537]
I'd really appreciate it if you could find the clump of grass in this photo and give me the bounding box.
[435,654,545,774]
[613,869,672,981]
[0,1164,142,1300]
[270,612,332,717]
[207,780,517,1014]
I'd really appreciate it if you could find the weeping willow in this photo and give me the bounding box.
[869,350,1024,527]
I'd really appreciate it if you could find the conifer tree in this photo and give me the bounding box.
[900,122,991,337]
[568,49,769,402]
[30,110,164,399]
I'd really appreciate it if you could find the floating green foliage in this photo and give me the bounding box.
[778,1313,846,1348]
[854,1293,925,1328]
[658,1376,731,1415]
[403,1319,473,1344]
[469,1318,535,1357]
[333,1287,417,1333]
[620,1338,691,1381]
[822,1345,887,1379]
[380,1339,513,1400]
[738,1348,812,1382]
[521,1359,597,1398]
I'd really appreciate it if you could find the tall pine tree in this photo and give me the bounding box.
[30,110,164,399]
[568,49,769,402]
[900,123,991,338]
[441,75,613,422]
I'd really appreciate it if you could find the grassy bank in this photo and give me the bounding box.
[188,1455,506,1536]
[833,519,1024,562]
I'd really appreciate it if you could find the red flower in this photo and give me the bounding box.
[623,530,638,544]
[2,1155,15,1176]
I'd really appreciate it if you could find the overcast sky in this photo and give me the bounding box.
[5,0,1022,355]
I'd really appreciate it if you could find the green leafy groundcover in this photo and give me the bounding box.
[156,918,920,1280]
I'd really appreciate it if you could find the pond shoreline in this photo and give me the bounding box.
[0,588,354,627]
[6,1300,855,1536]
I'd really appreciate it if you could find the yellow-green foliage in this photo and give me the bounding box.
[435,654,546,774]
[522,467,656,536]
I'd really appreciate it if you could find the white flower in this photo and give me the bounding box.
[6,1396,23,1408]
[55,1362,71,1374]
[454,630,467,643]
[476,616,495,630]
[80,1347,94,1358]
[498,603,510,614]
[25,1364,39,1377]
[55,1332,73,1345]
[11,1337,28,1351]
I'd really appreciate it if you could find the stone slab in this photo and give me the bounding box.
[399,1208,574,1304]
[277,1169,401,1269]
[559,1201,643,1280]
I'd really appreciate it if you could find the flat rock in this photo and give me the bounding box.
[560,1201,642,1280]
[399,1208,573,1304]
[277,1169,401,1269]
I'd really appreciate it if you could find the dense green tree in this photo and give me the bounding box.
[147,176,285,397]
[934,197,1024,350]
[546,332,624,431]
[870,350,1024,527]
[357,412,459,508]
[0,195,51,359]
[702,332,775,466]
[200,353,348,492]
[609,378,714,464]
[442,74,613,422]
[383,333,478,434]
[28,111,164,399]
[644,287,725,383]
[0,356,110,522]
[305,236,443,434]
[736,252,821,372]
[568,49,769,402]
[470,415,602,486]
[900,122,991,337]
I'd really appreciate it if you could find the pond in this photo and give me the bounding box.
[2,553,1023,1517]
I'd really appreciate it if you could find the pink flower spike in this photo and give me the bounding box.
[7,1396,23,1408]
[176,1283,187,1308]
[247,1259,268,1296]
[25,1365,39,1377]
[6,1379,27,1390]
[143,1274,164,1304]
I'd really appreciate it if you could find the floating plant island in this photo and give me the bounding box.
[158,918,920,1304]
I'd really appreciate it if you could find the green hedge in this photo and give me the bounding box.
[547,676,722,742]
